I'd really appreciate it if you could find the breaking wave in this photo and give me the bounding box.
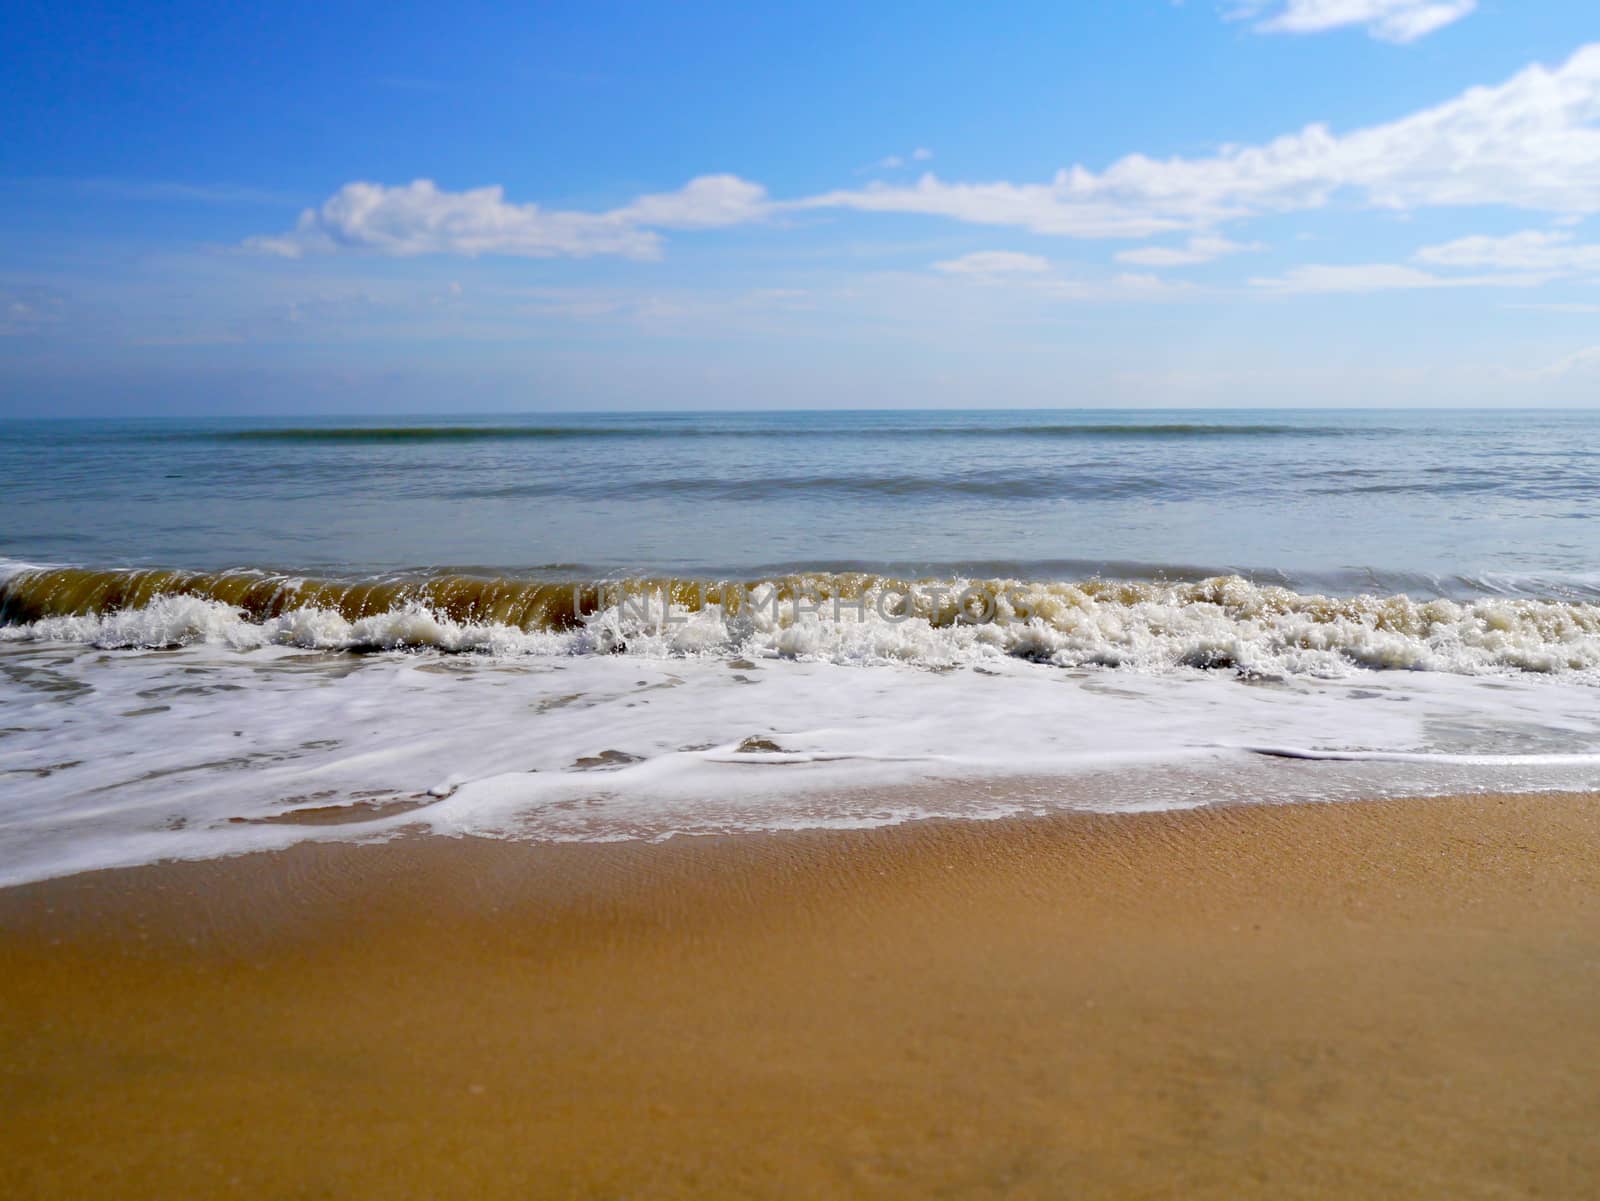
[5,563,1600,676]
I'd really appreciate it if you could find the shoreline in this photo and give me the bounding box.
[5,792,1600,1197]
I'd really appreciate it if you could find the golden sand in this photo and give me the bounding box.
[3,794,1599,1199]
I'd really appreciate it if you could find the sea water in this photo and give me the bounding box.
[4,408,1600,884]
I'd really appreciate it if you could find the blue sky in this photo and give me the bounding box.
[3,0,1599,414]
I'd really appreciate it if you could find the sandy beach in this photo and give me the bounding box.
[3,792,1598,1199]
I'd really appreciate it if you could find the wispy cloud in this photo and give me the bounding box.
[1415,230,1600,274]
[1115,235,1263,266]
[870,147,935,171]
[1505,302,1600,314]
[930,254,1196,302]
[0,285,67,336]
[931,251,1051,277]
[1261,227,1600,294]
[1250,263,1550,293]
[1539,345,1600,376]
[608,175,771,230]
[1039,273,1198,302]
[1229,0,1476,43]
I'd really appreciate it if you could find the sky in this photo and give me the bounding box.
[3,0,1600,414]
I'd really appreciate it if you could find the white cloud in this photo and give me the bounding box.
[610,175,771,229]
[800,45,1600,236]
[798,174,1198,239]
[247,47,1600,261]
[931,251,1052,276]
[247,181,654,259]
[1115,235,1263,266]
[247,175,769,260]
[1415,229,1600,273]
[1232,0,1476,43]
[1250,263,1551,293]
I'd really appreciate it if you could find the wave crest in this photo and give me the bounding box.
[5,564,1600,676]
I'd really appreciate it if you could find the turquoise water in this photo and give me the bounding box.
[4,408,1599,596]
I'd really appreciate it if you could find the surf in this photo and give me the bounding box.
[6,562,1600,677]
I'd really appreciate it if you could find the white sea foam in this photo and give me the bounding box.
[3,628,1600,886]
[6,574,1600,678]
[7,565,1600,886]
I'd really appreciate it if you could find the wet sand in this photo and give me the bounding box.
[3,793,1599,1199]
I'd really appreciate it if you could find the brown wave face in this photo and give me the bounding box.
[9,564,1600,643]
[0,567,600,631]
[0,567,907,632]
[0,566,1072,634]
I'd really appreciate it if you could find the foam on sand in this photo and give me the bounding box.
[4,627,1600,885]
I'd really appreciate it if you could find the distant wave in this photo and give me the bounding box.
[447,472,1181,502]
[986,423,1354,437]
[190,421,1362,445]
[211,425,642,443]
[6,563,1600,676]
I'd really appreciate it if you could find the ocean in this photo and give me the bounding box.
[5,408,1600,884]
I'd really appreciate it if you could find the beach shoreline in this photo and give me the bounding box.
[4,792,1599,1198]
